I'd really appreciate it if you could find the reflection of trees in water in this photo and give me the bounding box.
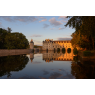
[73,56,78,62]
[0,55,29,78]
[71,60,95,79]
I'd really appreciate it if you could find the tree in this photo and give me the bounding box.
[71,32,80,48]
[0,28,9,49]
[65,16,95,50]
[65,16,83,31]
[7,27,12,33]
[0,28,29,49]
[71,31,91,50]
[5,32,29,49]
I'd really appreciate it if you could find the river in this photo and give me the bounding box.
[0,51,95,79]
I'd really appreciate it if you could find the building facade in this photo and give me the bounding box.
[42,39,73,51]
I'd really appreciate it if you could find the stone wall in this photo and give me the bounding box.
[0,49,33,57]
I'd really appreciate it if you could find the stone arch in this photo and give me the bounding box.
[67,48,71,53]
[46,49,48,53]
[54,48,56,51]
[57,48,60,53]
[62,48,65,54]
[54,48,56,53]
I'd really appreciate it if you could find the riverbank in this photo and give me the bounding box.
[0,49,33,56]
[78,50,95,60]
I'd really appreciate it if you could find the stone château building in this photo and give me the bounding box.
[42,39,73,51]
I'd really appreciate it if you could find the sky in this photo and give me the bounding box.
[0,16,75,46]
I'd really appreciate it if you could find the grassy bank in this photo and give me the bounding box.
[78,50,95,60]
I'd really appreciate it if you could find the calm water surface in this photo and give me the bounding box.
[0,51,95,79]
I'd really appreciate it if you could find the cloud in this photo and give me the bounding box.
[31,35,42,37]
[59,16,67,19]
[43,24,49,28]
[0,16,14,22]
[58,16,68,23]
[39,17,47,22]
[57,37,72,40]
[59,27,65,30]
[0,16,38,22]
[39,19,47,22]
[50,28,54,30]
[49,17,63,26]
[40,17,44,18]
[14,16,38,22]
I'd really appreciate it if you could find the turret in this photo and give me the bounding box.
[30,39,34,49]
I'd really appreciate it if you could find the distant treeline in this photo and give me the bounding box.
[34,45,42,48]
[0,27,29,49]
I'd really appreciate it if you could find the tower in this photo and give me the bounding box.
[30,39,34,49]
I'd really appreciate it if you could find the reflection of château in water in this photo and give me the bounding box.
[42,51,73,62]
[30,53,34,62]
[29,50,73,63]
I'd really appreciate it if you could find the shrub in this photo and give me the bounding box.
[73,56,78,62]
[83,51,93,56]
[73,48,78,55]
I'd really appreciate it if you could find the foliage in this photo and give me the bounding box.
[73,56,78,62]
[65,16,83,31]
[71,32,80,47]
[71,31,91,49]
[73,48,78,55]
[65,16,95,50]
[0,28,29,49]
[34,45,42,48]
[0,28,9,49]
[34,46,38,48]
[83,51,93,56]
[5,32,29,49]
